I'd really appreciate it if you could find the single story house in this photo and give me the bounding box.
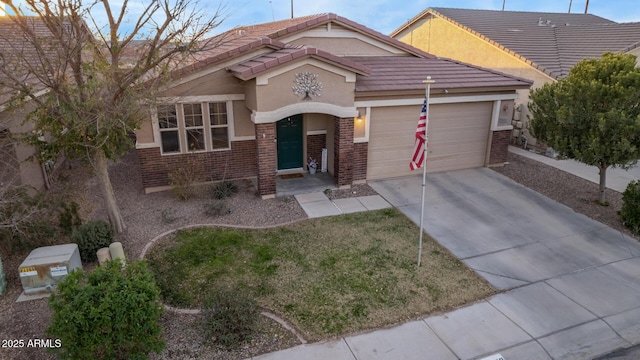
[391,8,640,147]
[132,13,532,198]
[0,17,54,191]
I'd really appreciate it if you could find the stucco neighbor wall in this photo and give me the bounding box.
[396,16,552,146]
[627,47,640,66]
[2,106,46,190]
[255,64,355,112]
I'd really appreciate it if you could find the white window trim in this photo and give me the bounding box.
[182,103,207,153]
[151,99,236,155]
[208,101,234,152]
[156,104,181,155]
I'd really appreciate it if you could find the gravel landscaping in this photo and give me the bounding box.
[493,151,639,242]
[1,148,638,360]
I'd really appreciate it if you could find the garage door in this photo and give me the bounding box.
[367,101,492,180]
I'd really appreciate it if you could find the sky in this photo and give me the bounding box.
[6,0,640,38]
[215,0,640,35]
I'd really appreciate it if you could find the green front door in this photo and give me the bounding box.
[277,115,303,170]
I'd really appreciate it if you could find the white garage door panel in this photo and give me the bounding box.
[367,102,492,180]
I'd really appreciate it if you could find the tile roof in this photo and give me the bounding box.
[0,17,55,107]
[169,13,437,79]
[392,7,640,79]
[349,56,532,92]
[228,44,371,80]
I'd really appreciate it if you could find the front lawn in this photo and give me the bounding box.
[146,208,494,340]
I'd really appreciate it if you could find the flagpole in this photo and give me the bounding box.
[418,76,435,267]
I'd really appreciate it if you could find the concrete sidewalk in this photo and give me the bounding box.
[249,168,640,360]
[509,146,640,193]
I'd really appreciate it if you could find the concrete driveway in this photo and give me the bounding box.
[370,168,640,290]
[253,168,640,360]
[363,168,640,359]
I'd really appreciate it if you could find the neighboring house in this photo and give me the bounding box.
[391,8,640,147]
[135,13,531,197]
[0,17,53,191]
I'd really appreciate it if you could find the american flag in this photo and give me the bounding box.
[410,99,428,170]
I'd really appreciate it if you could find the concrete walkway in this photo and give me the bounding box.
[249,168,640,360]
[294,192,392,218]
[510,146,640,193]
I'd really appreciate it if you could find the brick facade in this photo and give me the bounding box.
[255,122,277,196]
[489,129,511,165]
[334,117,354,187]
[353,142,368,181]
[137,140,257,190]
[306,134,326,170]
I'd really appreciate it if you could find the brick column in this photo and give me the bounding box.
[489,129,511,165]
[255,122,277,198]
[334,117,354,187]
[353,142,368,181]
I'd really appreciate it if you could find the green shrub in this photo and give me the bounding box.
[47,259,165,360]
[620,180,640,235]
[72,220,113,263]
[212,181,238,200]
[201,287,259,349]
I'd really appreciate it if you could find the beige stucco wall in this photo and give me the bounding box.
[305,113,329,131]
[289,37,398,56]
[255,64,355,112]
[162,68,245,97]
[396,16,553,146]
[136,108,155,144]
[627,47,640,66]
[397,17,553,87]
[233,101,254,137]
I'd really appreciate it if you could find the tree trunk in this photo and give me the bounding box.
[93,150,126,233]
[598,164,608,205]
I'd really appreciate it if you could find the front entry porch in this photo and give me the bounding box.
[255,114,361,198]
[276,171,336,197]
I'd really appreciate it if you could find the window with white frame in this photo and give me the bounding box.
[209,102,229,150]
[156,101,232,154]
[158,104,180,154]
[182,103,205,151]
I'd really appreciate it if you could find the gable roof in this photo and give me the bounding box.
[228,42,372,81]
[170,12,437,79]
[171,13,531,92]
[391,7,640,79]
[0,16,92,109]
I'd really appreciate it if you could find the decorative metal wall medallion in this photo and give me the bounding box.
[292,72,322,101]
